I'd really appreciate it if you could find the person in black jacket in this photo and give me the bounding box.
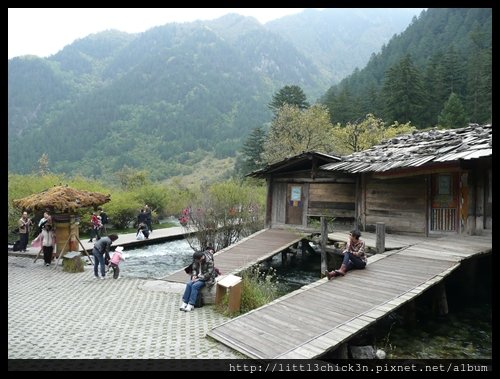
[92,234,118,279]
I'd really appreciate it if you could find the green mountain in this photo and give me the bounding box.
[8,9,421,180]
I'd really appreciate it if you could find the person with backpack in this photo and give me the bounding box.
[180,250,216,312]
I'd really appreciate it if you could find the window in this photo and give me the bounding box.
[438,175,451,195]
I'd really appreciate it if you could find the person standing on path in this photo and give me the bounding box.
[144,205,153,233]
[18,211,34,252]
[92,234,118,279]
[40,223,56,266]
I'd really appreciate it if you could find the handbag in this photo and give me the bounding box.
[184,263,193,274]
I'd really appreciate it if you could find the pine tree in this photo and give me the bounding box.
[234,126,267,176]
[438,92,468,129]
[268,85,310,117]
[382,54,426,127]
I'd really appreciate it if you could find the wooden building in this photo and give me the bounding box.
[248,151,356,229]
[250,124,491,236]
[322,124,491,236]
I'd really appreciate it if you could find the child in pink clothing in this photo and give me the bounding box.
[109,246,126,279]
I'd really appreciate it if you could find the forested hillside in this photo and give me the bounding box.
[8,9,434,180]
[321,8,492,128]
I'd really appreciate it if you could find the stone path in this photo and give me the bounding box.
[8,256,245,359]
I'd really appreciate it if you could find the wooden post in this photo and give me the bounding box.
[337,343,348,359]
[320,216,328,277]
[434,282,449,316]
[376,222,385,254]
[281,251,287,266]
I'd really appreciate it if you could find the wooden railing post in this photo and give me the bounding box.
[320,216,328,276]
[376,222,385,254]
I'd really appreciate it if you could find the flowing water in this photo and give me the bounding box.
[119,239,491,359]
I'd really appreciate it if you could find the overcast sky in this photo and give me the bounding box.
[8,8,311,59]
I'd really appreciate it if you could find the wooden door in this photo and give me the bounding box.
[285,184,304,225]
[430,173,459,232]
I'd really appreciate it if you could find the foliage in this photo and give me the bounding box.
[268,85,310,117]
[216,264,280,317]
[103,191,142,229]
[233,126,267,177]
[382,54,425,126]
[115,166,149,190]
[239,265,280,314]
[134,184,170,219]
[331,114,415,155]
[163,177,200,216]
[437,93,468,129]
[181,180,266,251]
[262,104,336,164]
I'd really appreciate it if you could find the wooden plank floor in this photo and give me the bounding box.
[328,230,430,250]
[207,234,491,359]
[162,228,306,283]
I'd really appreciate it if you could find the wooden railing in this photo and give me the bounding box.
[431,208,457,231]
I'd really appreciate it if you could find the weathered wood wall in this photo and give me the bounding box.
[269,173,356,227]
[308,183,355,218]
[364,176,426,234]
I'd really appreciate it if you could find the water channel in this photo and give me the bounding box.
[118,239,491,359]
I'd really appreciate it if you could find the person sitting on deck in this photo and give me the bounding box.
[180,250,216,312]
[326,229,366,280]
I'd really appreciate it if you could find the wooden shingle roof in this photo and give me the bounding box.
[322,124,491,173]
[247,151,341,178]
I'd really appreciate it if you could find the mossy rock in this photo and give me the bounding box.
[62,253,84,273]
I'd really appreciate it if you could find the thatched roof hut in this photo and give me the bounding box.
[13,186,111,256]
[13,185,110,213]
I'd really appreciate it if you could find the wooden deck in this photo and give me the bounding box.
[207,234,491,359]
[162,228,307,283]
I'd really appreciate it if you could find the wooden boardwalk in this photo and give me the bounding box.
[163,228,307,283]
[207,234,491,359]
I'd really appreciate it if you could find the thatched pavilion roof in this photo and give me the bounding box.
[13,185,111,213]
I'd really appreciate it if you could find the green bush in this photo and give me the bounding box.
[104,191,142,229]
